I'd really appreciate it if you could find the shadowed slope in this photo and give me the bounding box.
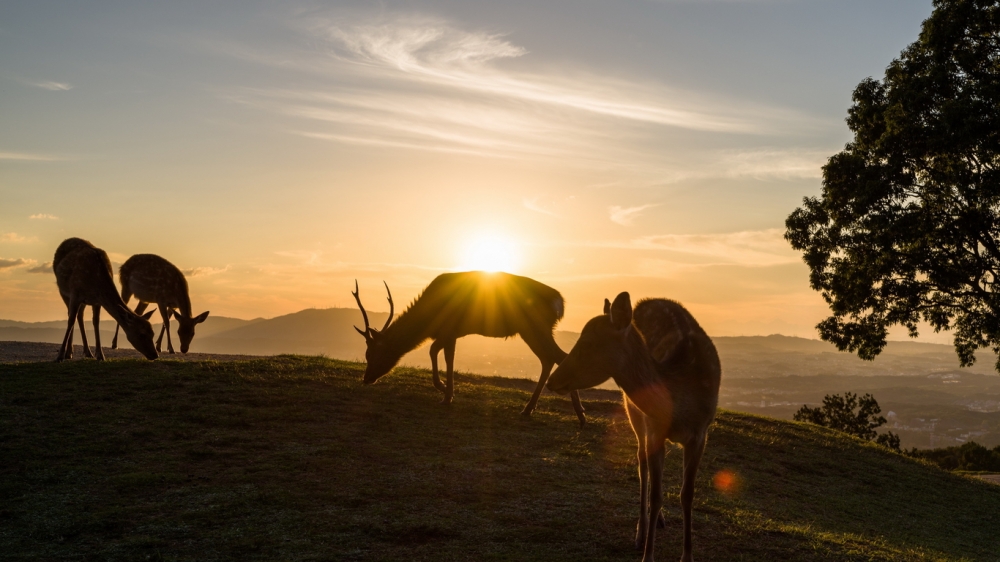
[0,357,997,561]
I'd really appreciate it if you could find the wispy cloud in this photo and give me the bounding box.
[555,228,799,267]
[0,232,32,243]
[28,213,59,220]
[522,196,559,217]
[219,14,827,179]
[181,265,230,278]
[30,81,73,91]
[625,228,799,266]
[609,204,658,226]
[27,261,52,274]
[0,258,31,270]
[0,152,64,161]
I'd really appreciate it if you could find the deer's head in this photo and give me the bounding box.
[171,310,210,353]
[125,309,159,360]
[352,280,396,384]
[548,292,633,394]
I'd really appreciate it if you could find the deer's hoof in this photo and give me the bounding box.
[519,407,534,417]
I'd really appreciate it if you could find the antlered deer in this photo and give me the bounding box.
[53,238,158,362]
[353,271,586,425]
[547,293,720,562]
[111,254,210,354]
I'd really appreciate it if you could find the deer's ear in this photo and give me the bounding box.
[603,298,611,315]
[171,309,182,322]
[194,311,209,324]
[142,310,156,321]
[609,292,632,330]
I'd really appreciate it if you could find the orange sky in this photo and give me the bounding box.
[1,1,947,341]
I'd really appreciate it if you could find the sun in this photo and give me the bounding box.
[459,235,520,273]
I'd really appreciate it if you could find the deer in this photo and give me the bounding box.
[111,254,210,354]
[547,293,720,562]
[52,238,158,362]
[353,271,586,425]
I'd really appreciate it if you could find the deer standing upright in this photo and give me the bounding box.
[547,293,720,562]
[52,238,158,362]
[111,254,210,354]
[353,271,586,425]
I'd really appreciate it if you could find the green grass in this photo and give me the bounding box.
[1,356,998,561]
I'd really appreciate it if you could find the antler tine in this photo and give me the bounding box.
[352,279,371,337]
[382,281,394,331]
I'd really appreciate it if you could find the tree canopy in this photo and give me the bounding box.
[794,392,901,451]
[786,0,1000,369]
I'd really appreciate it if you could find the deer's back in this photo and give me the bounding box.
[120,254,189,307]
[633,299,720,437]
[53,238,116,305]
[413,271,564,340]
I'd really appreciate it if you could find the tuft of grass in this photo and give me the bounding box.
[1,355,998,561]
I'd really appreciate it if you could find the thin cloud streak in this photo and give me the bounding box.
[1,233,32,243]
[27,261,53,274]
[550,228,800,267]
[0,258,31,270]
[31,81,73,91]
[609,204,658,226]
[219,15,831,182]
[0,152,63,161]
[522,196,559,217]
[28,214,59,220]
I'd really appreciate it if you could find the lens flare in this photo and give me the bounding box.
[713,469,739,495]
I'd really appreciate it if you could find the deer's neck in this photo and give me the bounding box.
[95,274,141,327]
[379,306,431,359]
[614,327,674,421]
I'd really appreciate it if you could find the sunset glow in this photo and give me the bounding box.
[459,235,520,273]
[0,1,939,341]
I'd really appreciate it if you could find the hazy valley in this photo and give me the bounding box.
[6,307,1000,449]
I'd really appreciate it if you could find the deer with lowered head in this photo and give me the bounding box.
[353,271,586,425]
[547,293,720,562]
[111,254,210,354]
[53,238,158,362]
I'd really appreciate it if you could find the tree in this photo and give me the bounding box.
[785,0,1000,370]
[794,392,901,451]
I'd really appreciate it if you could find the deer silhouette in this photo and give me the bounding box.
[547,293,720,562]
[53,238,158,362]
[353,271,586,425]
[111,254,209,354]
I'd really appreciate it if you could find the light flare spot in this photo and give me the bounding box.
[713,469,740,495]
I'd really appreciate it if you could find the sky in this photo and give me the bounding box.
[0,0,940,339]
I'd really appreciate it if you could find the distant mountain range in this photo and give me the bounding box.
[2,307,992,379]
[7,307,1000,449]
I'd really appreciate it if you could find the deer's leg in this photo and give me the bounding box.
[111,291,134,349]
[441,338,456,405]
[429,339,446,393]
[626,400,650,550]
[92,306,106,361]
[680,434,707,562]
[77,307,94,358]
[57,302,81,362]
[642,437,667,562]
[520,358,554,417]
[159,306,175,354]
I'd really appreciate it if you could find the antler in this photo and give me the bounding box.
[382,281,394,331]
[352,280,371,339]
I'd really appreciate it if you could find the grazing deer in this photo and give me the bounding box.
[111,254,209,354]
[353,271,586,425]
[547,293,720,562]
[52,238,158,362]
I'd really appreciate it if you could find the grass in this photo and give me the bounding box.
[1,356,999,561]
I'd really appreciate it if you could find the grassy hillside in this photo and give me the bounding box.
[1,358,999,561]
